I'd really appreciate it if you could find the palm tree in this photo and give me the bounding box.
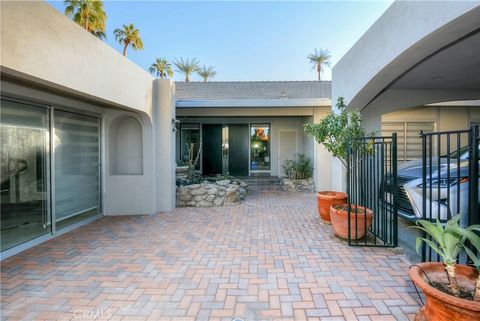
[149,58,173,79]
[197,65,217,82]
[113,24,144,57]
[64,0,107,39]
[173,58,200,82]
[307,48,332,81]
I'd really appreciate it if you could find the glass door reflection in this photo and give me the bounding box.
[0,99,51,251]
[250,124,271,171]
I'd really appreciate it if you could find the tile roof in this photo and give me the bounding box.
[175,81,331,100]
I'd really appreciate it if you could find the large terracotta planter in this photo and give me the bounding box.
[317,191,347,223]
[409,263,480,321]
[329,204,373,239]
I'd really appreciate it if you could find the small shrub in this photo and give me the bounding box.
[282,154,312,179]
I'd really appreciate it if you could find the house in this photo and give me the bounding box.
[175,81,331,181]
[0,2,333,258]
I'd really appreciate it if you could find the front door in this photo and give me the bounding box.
[228,124,249,176]
[202,124,223,175]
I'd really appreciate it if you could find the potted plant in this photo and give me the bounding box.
[176,160,190,179]
[329,204,373,239]
[304,97,367,224]
[409,214,480,321]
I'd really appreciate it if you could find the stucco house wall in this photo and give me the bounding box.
[1,1,177,216]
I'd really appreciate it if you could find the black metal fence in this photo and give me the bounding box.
[346,134,398,247]
[420,125,479,262]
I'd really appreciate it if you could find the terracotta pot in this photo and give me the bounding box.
[317,191,347,223]
[409,262,480,321]
[329,204,373,239]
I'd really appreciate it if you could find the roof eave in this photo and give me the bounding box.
[175,98,331,108]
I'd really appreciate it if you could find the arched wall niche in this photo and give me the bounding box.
[109,115,144,175]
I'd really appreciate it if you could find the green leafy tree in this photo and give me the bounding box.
[174,58,200,82]
[114,24,144,57]
[64,0,107,39]
[149,58,173,79]
[307,48,331,81]
[304,97,365,168]
[197,65,217,82]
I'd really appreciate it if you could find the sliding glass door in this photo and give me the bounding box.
[1,98,103,254]
[1,99,50,251]
[54,110,101,230]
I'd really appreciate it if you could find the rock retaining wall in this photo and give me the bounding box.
[281,178,315,193]
[176,179,248,207]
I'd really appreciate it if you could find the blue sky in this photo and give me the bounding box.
[48,1,393,82]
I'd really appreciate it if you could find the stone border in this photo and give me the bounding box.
[176,179,248,207]
[281,178,315,193]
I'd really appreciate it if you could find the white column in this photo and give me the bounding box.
[313,107,333,192]
[152,79,176,212]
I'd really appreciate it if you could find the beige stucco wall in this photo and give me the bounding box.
[1,79,157,215]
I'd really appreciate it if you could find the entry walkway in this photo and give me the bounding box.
[1,192,420,321]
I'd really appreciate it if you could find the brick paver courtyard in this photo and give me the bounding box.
[1,192,421,321]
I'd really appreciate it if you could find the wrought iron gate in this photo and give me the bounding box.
[346,134,398,247]
[420,125,479,262]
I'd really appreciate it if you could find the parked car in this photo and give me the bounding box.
[385,145,474,220]
[403,166,478,220]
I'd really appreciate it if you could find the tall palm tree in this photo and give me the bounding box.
[113,24,144,57]
[307,48,332,81]
[64,0,107,39]
[173,58,200,82]
[149,58,173,79]
[197,65,217,82]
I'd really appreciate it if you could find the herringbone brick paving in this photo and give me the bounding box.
[1,192,420,321]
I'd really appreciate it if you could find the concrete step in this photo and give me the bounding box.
[237,176,284,190]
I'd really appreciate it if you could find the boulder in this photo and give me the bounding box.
[177,194,193,202]
[205,195,216,202]
[214,197,225,206]
[196,201,213,207]
[216,179,232,186]
[190,188,207,196]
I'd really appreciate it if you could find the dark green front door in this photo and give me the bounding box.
[228,124,249,176]
[202,124,222,175]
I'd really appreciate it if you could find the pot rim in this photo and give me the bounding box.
[409,262,480,311]
[317,191,347,199]
[331,204,373,216]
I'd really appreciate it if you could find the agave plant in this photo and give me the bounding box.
[459,225,480,301]
[413,214,465,297]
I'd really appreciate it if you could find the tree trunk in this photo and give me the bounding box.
[445,263,460,297]
[317,65,321,81]
[122,44,128,56]
[185,75,190,82]
[475,273,480,302]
